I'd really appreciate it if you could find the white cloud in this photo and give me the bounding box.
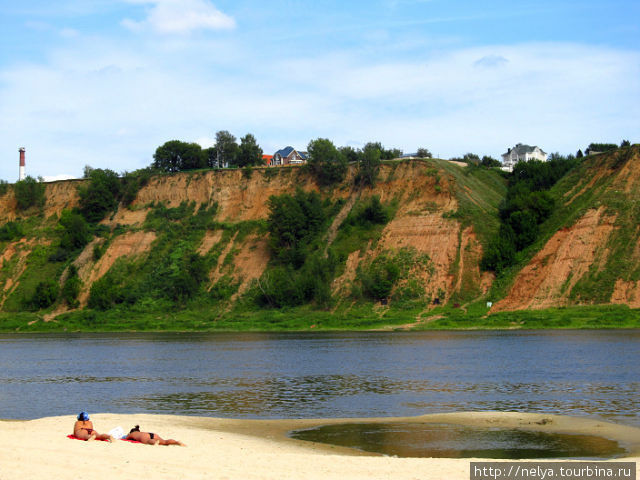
[0,37,638,180]
[122,0,235,34]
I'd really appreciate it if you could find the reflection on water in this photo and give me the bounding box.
[290,423,627,459]
[0,330,638,423]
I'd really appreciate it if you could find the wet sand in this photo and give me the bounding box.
[0,412,638,479]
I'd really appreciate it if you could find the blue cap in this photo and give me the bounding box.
[77,411,89,421]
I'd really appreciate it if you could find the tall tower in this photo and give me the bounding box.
[19,148,25,181]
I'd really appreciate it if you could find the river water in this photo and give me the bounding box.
[0,330,638,424]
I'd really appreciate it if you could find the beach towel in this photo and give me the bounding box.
[67,434,142,443]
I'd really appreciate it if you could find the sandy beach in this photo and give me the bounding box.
[0,412,638,480]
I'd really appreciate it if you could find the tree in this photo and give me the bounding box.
[585,143,617,155]
[58,210,92,252]
[356,143,382,187]
[204,146,218,168]
[78,168,122,223]
[416,147,432,158]
[621,139,631,147]
[576,149,584,158]
[236,133,263,167]
[481,155,501,168]
[462,153,480,165]
[267,189,325,267]
[215,130,238,168]
[307,138,348,186]
[339,146,360,164]
[152,140,205,172]
[13,176,46,211]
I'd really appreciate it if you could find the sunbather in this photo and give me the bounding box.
[73,412,115,442]
[126,425,185,446]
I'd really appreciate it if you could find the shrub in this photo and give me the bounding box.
[78,168,122,223]
[358,253,401,300]
[355,247,431,302]
[31,280,59,309]
[0,179,8,196]
[14,176,45,210]
[210,276,240,301]
[0,221,25,241]
[58,210,92,251]
[88,274,125,310]
[121,167,155,206]
[61,265,81,308]
[349,196,389,226]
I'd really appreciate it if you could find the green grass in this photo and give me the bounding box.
[417,304,640,330]
[2,302,638,333]
[430,160,507,246]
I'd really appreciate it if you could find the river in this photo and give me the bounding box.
[0,330,638,425]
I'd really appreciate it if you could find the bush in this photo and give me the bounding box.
[358,253,401,300]
[58,210,92,251]
[352,196,389,226]
[14,176,45,211]
[61,265,81,308]
[210,276,240,301]
[121,167,155,206]
[88,274,125,310]
[162,253,207,302]
[31,280,59,309]
[355,248,431,302]
[0,221,25,241]
[0,179,8,196]
[78,168,122,223]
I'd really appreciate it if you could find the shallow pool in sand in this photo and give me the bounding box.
[289,423,627,459]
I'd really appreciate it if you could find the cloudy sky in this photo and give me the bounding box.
[1,0,638,181]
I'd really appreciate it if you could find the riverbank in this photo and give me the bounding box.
[1,304,639,333]
[1,413,638,480]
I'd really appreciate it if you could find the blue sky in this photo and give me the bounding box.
[1,0,638,181]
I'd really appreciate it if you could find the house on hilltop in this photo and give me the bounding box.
[501,143,547,172]
[272,146,308,166]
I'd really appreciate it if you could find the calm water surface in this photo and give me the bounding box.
[0,330,638,424]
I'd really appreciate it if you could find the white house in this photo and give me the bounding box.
[501,143,547,172]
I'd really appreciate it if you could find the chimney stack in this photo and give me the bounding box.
[19,147,25,181]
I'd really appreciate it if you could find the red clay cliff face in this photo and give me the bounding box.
[492,208,616,312]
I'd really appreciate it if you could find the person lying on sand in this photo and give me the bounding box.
[126,425,185,446]
[73,412,115,442]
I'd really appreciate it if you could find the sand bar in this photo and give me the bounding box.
[0,412,638,480]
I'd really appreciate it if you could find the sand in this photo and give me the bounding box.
[0,412,638,480]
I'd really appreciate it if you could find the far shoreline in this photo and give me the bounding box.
[1,303,639,333]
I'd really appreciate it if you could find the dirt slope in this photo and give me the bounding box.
[492,146,640,312]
